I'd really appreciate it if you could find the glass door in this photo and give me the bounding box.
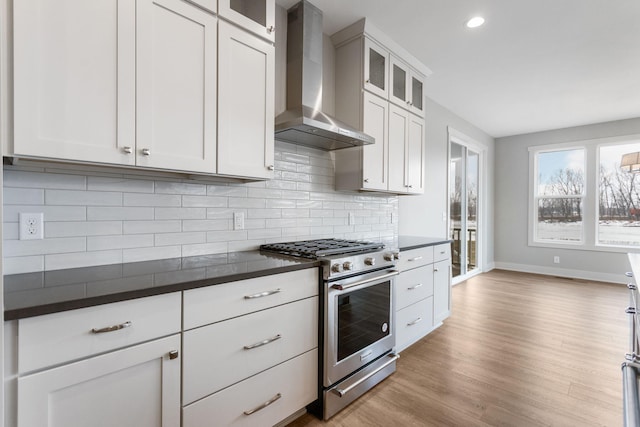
[449,142,480,280]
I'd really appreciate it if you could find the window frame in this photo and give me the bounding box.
[528,134,640,253]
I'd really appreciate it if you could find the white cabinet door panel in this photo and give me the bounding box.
[388,104,408,193]
[13,0,135,165]
[433,259,452,324]
[217,21,274,179]
[396,297,433,353]
[396,265,434,311]
[18,334,181,427]
[406,113,424,193]
[137,0,217,173]
[361,92,389,191]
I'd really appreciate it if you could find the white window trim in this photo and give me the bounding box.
[528,134,640,253]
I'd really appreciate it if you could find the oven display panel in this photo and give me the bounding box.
[336,281,391,361]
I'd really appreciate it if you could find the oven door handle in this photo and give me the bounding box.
[332,354,400,397]
[330,270,399,291]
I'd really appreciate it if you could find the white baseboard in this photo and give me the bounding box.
[493,262,627,284]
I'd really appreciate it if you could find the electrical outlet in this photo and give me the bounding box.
[348,212,355,225]
[553,256,560,264]
[19,213,44,240]
[233,212,245,230]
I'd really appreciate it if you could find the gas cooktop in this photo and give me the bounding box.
[260,238,385,259]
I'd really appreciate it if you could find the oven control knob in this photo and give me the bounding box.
[383,253,393,261]
[364,257,375,266]
[331,263,343,273]
[343,261,353,271]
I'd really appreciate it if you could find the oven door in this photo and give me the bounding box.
[324,269,398,387]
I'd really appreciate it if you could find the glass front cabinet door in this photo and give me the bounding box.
[363,37,389,99]
[218,0,275,42]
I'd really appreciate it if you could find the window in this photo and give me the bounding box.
[529,135,640,251]
[533,148,585,243]
[599,142,640,246]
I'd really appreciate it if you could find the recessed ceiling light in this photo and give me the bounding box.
[466,16,485,28]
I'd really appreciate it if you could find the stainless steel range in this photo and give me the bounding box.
[260,239,399,420]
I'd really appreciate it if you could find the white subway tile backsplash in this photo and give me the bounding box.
[46,221,123,238]
[154,207,206,220]
[182,195,227,208]
[3,205,87,222]
[123,246,182,263]
[123,220,181,234]
[4,170,86,189]
[4,237,86,257]
[123,193,181,207]
[46,190,123,206]
[3,188,45,205]
[88,207,154,221]
[155,232,206,247]
[87,176,154,193]
[3,142,398,276]
[155,181,206,195]
[182,242,227,257]
[87,234,154,251]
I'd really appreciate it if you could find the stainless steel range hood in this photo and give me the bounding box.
[274,1,375,150]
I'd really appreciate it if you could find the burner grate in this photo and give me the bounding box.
[260,238,384,258]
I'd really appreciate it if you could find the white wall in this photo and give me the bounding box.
[399,97,495,270]
[495,117,640,283]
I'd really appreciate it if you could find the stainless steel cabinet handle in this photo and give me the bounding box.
[122,146,132,154]
[408,256,422,262]
[629,283,637,290]
[267,165,275,171]
[244,334,282,350]
[243,393,282,415]
[627,307,637,315]
[627,272,634,278]
[434,267,439,272]
[141,148,151,156]
[407,317,423,326]
[91,321,132,334]
[440,250,446,254]
[169,350,179,360]
[332,354,399,397]
[407,283,423,290]
[244,288,282,299]
[364,178,369,183]
[267,25,275,34]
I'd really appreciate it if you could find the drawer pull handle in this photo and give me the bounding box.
[627,272,634,278]
[407,283,423,290]
[244,288,282,299]
[408,256,423,262]
[91,321,132,334]
[244,334,282,350]
[407,317,423,326]
[440,250,446,254]
[168,350,179,360]
[243,393,282,415]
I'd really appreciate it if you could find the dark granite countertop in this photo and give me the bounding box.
[4,251,320,321]
[398,235,452,252]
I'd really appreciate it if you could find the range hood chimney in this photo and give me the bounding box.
[274,0,375,150]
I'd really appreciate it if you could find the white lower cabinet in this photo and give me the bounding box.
[183,349,317,427]
[395,243,451,352]
[17,334,181,427]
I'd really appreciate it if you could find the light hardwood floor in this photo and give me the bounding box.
[287,269,629,427]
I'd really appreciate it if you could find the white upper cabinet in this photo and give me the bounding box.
[218,0,276,43]
[137,0,217,174]
[363,37,389,99]
[13,0,136,166]
[390,55,425,117]
[332,19,429,195]
[217,20,275,179]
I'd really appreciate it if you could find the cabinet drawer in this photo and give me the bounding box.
[183,349,317,427]
[183,296,318,404]
[433,243,451,262]
[397,246,434,271]
[396,297,433,352]
[395,265,434,310]
[18,293,181,374]
[183,268,318,329]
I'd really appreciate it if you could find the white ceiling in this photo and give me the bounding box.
[275,0,640,138]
